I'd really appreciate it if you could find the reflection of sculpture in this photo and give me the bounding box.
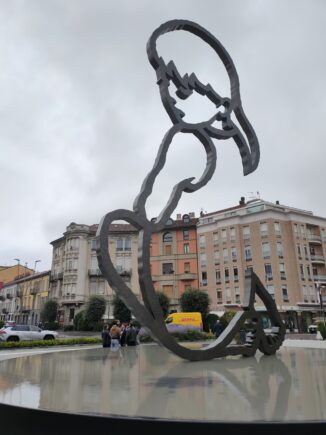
[97,20,285,361]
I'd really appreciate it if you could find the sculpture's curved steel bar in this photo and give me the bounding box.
[97,20,285,361]
[147,19,260,175]
[133,125,216,224]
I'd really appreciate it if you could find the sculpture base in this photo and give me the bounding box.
[0,344,325,433]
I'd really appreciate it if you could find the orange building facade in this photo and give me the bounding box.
[150,213,199,311]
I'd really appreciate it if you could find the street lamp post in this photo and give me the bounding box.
[316,283,326,326]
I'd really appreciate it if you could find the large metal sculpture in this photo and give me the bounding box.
[96,19,285,361]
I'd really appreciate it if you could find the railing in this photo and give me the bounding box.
[274,230,281,237]
[201,280,208,286]
[280,272,286,280]
[260,230,269,237]
[88,268,103,276]
[6,293,13,299]
[0,295,5,301]
[313,275,326,282]
[243,234,250,240]
[308,234,322,243]
[30,288,38,295]
[179,273,197,281]
[310,255,325,263]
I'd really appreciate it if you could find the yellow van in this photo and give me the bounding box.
[165,312,203,330]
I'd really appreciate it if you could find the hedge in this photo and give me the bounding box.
[0,337,102,350]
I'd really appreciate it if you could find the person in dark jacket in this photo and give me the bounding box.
[101,325,111,348]
[214,320,223,338]
[125,323,138,346]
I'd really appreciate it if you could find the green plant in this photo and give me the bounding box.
[317,322,326,340]
[203,313,219,332]
[44,321,59,330]
[179,288,210,320]
[0,320,4,329]
[220,311,236,329]
[41,299,58,323]
[85,295,106,328]
[156,291,170,318]
[73,310,91,331]
[63,325,74,331]
[113,295,131,323]
[0,337,102,349]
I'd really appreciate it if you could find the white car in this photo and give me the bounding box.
[0,325,58,342]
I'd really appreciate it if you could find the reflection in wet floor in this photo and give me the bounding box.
[0,345,325,422]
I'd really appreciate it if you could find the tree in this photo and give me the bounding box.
[85,295,106,327]
[180,288,210,320]
[41,300,58,323]
[112,295,131,323]
[156,291,170,318]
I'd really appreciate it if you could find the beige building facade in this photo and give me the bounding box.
[197,198,326,332]
[49,222,140,326]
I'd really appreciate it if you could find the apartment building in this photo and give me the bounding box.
[197,198,326,332]
[0,264,34,285]
[49,214,200,326]
[150,213,199,310]
[49,222,140,326]
[0,271,50,325]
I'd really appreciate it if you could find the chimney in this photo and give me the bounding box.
[239,196,245,205]
[176,214,182,220]
[276,200,280,205]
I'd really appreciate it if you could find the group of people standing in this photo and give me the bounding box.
[101,320,139,349]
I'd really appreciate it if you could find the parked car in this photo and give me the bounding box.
[308,324,318,334]
[0,324,58,342]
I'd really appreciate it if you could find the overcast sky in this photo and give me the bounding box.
[0,0,325,271]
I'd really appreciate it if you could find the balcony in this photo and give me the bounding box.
[88,268,103,276]
[308,234,322,244]
[310,255,325,264]
[0,295,5,301]
[6,293,13,300]
[265,273,273,281]
[30,288,38,295]
[50,273,58,282]
[275,230,281,237]
[58,272,63,280]
[313,275,326,283]
[280,272,287,280]
[201,279,208,286]
[2,308,8,314]
[179,273,197,281]
[243,234,250,240]
[260,230,269,238]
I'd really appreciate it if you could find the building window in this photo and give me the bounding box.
[245,246,252,261]
[301,225,306,239]
[199,235,205,248]
[306,265,311,279]
[231,247,237,261]
[276,242,283,258]
[300,264,304,278]
[183,229,189,240]
[214,250,220,265]
[224,268,230,283]
[91,239,97,251]
[226,287,231,304]
[216,270,221,284]
[201,271,207,286]
[234,287,240,304]
[183,243,190,254]
[213,232,218,244]
[200,253,207,267]
[163,232,173,243]
[184,262,190,273]
[267,285,275,300]
[265,263,273,280]
[182,214,190,223]
[302,285,308,302]
[282,285,289,302]
[230,227,236,241]
[297,244,301,257]
[221,228,227,241]
[217,289,223,304]
[165,244,172,255]
[163,285,173,298]
[260,222,268,237]
[274,222,281,236]
[162,263,173,274]
[233,267,239,282]
[304,245,309,258]
[279,263,286,280]
[66,237,80,251]
[310,286,316,303]
[294,224,298,237]
[243,226,250,240]
[125,237,131,251]
[262,242,270,258]
[223,248,228,262]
